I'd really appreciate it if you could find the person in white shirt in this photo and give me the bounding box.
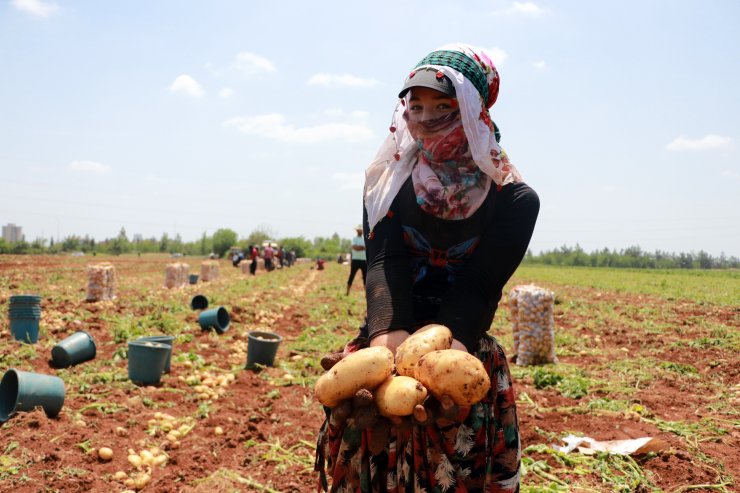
[346,225,367,295]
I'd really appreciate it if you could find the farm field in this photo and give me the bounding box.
[0,255,738,493]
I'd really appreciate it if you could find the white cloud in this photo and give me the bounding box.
[223,114,374,143]
[720,170,739,179]
[486,47,508,66]
[665,135,732,151]
[494,2,547,16]
[351,110,369,119]
[11,0,58,17]
[332,172,364,190]
[67,160,111,175]
[168,74,205,97]
[307,73,378,88]
[219,87,234,98]
[231,52,276,75]
[532,60,547,70]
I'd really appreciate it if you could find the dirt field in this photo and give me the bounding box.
[0,255,737,492]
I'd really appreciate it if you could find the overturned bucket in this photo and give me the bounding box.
[198,307,229,334]
[127,340,170,386]
[190,294,208,310]
[246,331,283,369]
[0,369,65,422]
[188,274,199,285]
[136,335,175,373]
[51,331,97,369]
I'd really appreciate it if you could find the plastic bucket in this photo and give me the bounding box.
[190,294,208,310]
[188,274,198,285]
[198,307,229,333]
[0,369,65,422]
[51,331,97,369]
[246,331,283,369]
[10,318,40,344]
[9,295,41,304]
[136,335,175,373]
[127,341,170,386]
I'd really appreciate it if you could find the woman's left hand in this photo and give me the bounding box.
[451,339,467,352]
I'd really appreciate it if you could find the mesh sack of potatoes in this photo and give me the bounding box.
[200,261,219,282]
[164,262,190,289]
[86,262,117,301]
[240,262,249,274]
[509,284,556,365]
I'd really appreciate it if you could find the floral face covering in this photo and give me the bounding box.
[405,109,491,220]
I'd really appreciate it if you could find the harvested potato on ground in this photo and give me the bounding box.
[315,346,394,408]
[374,375,428,417]
[395,324,453,377]
[415,350,490,406]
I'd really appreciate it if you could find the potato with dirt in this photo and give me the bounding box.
[374,375,428,417]
[414,349,490,406]
[394,324,453,377]
[315,346,394,408]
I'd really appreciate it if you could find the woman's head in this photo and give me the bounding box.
[363,43,521,232]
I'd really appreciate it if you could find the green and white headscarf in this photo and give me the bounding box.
[364,43,522,232]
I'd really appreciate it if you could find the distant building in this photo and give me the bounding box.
[2,223,23,243]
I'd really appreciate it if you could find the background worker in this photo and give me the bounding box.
[346,225,367,295]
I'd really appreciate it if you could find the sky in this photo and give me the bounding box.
[1,0,739,257]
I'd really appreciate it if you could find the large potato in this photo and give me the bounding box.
[414,350,490,406]
[395,324,453,377]
[315,346,394,408]
[374,376,428,417]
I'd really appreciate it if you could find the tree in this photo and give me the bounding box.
[199,232,210,255]
[212,228,238,258]
[244,225,275,248]
[159,233,169,253]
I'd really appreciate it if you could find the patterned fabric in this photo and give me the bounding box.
[315,335,521,492]
[406,109,491,220]
[364,43,522,232]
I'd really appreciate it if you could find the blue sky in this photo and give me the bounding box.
[1,0,738,256]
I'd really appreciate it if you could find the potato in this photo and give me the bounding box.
[315,346,394,407]
[395,324,453,377]
[374,375,428,417]
[415,350,490,406]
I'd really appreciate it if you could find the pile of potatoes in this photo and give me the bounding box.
[509,285,556,366]
[179,369,235,401]
[314,324,491,422]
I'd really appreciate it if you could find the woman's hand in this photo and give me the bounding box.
[450,339,468,352]
[370,330,410,354]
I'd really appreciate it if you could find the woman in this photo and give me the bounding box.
[316,43,539,492]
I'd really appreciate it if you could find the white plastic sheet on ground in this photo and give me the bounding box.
[554,434,669,455]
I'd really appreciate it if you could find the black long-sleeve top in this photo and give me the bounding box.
[363,177,540,353]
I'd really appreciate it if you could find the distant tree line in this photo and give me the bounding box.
[0,225,351,260]
[522,244,740,269]
[4,231,737,270]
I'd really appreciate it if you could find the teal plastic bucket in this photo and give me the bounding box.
[10,318,40,344]
[127,341,170,386]
[198,307,229,333]
[188,274,198,285]
[51,331,97,369]
[0,369,65,422]
[136,335,175,373]
[246,331,283,369]
[9,295,41,304]
[190,294,208,310]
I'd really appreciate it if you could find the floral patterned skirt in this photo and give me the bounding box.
[315,334,520,493]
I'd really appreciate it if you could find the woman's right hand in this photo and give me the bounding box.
[369,330,410,354]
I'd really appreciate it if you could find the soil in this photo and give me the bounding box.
[0,255,737,492]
